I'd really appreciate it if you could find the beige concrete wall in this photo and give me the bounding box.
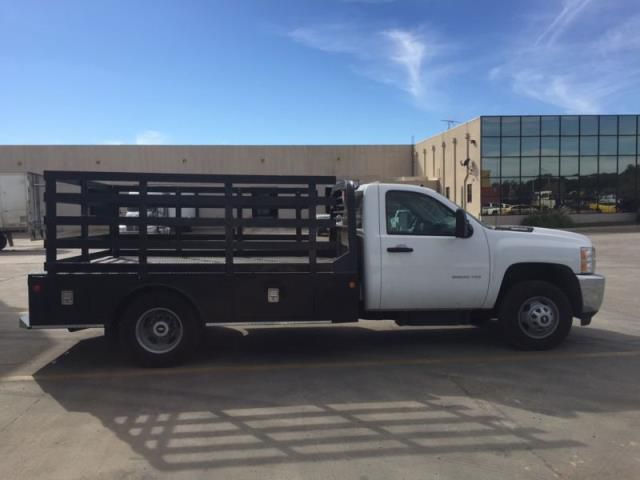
[0,145,412,183]
[414,118,482,216]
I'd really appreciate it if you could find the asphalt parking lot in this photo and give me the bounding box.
[1,229,639,480]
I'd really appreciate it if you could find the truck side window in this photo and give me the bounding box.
[386,190,456,236]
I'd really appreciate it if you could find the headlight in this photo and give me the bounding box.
[580,246,595,274]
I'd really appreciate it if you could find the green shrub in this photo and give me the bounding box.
[521,210,575,228]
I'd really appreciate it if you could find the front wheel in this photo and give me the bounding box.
[120,291,200,367]
[0,233,7,251]
[499,281,572,350]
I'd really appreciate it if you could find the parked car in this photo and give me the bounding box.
[481,203,511,216]
[509,204,540,215]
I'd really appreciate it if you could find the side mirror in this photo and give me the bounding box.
[455,208,470,238]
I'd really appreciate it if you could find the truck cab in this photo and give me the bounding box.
[357,182,604,348]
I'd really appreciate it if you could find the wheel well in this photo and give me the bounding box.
[110,285,202,335]
[496,263,582,316]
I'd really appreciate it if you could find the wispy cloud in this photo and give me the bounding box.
[341,0,396,3]
[491,0,640,113]
[383,30,427,97]
[534,0,592,47]
[101,130,168,145]
[135,130,166,145]
[288,24,451,108]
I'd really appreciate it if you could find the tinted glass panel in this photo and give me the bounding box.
[600,115,618,135]
[520,177,538,207]
[500,178,520,206]
[580,156,598,175]
[580,136,598,155]
[560,156,579,176]
[618,156,637,174]
[536,177,559,210]
[501,117,520,136]
[521,137,540,156]
[484,178,501,205]
[619,116,637,135]
[559,176,580,212]
[502,157,520,177]
[599,156,617,174]
[482,137,500,156]
[541,157,559,176]
[580,116,598,135]
[501,137,520,156]
[481,157,500,177]
[561,136,579,155]
[521,157,540,176]
[521,116,540,136]
[600,136,617,155]
[386,191,456,236]
[561,116,579,135]
[618,158,637,212]
[598,173,617,212]
[541,116,560,135]
[482,117,500,136]
[580,179,598,210]
[541,137,559,155]
[619,136,637,155]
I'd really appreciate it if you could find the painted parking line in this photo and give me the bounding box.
[1,349,639,384]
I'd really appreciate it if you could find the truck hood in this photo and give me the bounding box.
[490,225,591,246]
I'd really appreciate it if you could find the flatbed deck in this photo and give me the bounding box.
[91,255,334,265]
[28,171,360,333]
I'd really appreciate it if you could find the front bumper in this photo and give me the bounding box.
[577,274,605,321]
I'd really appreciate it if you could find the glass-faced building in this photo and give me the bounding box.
[480,115,639,215]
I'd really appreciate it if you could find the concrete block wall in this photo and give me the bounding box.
[0,145,413,183]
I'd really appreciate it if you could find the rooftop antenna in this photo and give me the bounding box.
[441,119,459,130]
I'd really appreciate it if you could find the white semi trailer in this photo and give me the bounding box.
[0,173,45,251]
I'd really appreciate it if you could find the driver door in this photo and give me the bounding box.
[379,186,490,310]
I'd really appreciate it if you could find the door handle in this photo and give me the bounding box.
[387,245,413,253]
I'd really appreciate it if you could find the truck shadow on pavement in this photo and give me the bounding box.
[0,297,57,378]
[31,324,640,472]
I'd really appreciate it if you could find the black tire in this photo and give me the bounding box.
[0,233,7,251]
[120,291,201,367]
[499,280,572,350]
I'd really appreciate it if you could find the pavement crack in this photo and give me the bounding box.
[0,392,46,434]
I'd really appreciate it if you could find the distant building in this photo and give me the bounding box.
[416,115,639,224]
[2,114,638,225]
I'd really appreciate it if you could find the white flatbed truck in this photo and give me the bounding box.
[22,171,605,366]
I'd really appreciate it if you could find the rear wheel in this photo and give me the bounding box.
[0,233,7,251]
[120,291,200,367]
[499,280,572,350]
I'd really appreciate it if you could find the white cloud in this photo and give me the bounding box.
[288,24,450,108]
[289,24,367,57]
[596,14,640,54]
[135,130,166,145]
[382,30,427,97]
[101,131,168,145]
[341,0,396,3]
[534,0,593,47]
[490,1,640,113]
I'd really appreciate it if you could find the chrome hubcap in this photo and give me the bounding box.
[135,307,183,354]
[518,296,559,339]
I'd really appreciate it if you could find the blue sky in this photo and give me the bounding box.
[1,0,639,145]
